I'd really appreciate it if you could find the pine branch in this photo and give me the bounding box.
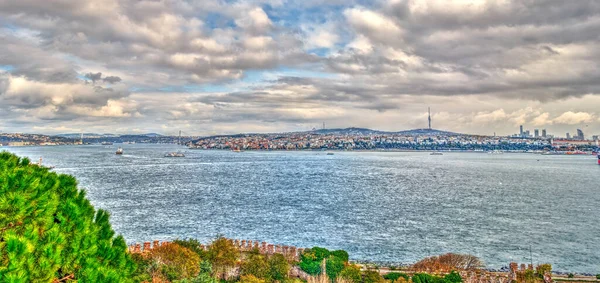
[53,274,75,283]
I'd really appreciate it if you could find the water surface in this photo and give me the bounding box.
[4,145,599,273]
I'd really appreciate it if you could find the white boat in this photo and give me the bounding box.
[116,147,123,155]
[164,152,185,157]
[487,150,503,154]
[430,152,443,155]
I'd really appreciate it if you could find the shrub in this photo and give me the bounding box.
[567,273,574,279]
[596,274,600,280]
[0,152,135,282]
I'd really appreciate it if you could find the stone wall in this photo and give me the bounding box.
[128,238,304,261]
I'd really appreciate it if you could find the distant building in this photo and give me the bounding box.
[524,130,530,138]
[593,135,599,141]
[542,129,547,138]
[519,125,524,137]
[566,133,571,139]
[552,139,595,148]
[576,129,584,140]
[534,129,539,138]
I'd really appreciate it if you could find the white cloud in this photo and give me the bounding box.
[553,111,595,125]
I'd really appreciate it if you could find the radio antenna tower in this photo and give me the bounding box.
[428,107,432,130]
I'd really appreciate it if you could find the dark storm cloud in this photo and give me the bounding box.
[84,72,103,83]
[103,76,122,84]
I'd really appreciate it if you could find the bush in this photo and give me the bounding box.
[596,274,600,280]
[567,273,574,279]
[383,272,410,282]
[0,152,135,282]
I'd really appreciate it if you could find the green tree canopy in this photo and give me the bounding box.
[206,236,239,279]
[0,152,135,282]
[267,253,290,282]
[383,272,410,283]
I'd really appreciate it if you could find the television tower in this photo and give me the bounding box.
[428,107,432,130]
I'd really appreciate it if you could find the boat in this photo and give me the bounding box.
[101,141,113,145]
[232,149,244,152]
[164,152,185,157]
[326,152,334,155]
[430,152,443,155]
[116,147,123,155]
[487,150,503,154]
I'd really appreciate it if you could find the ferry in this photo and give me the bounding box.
[116,147,123,155]
[101,141,113,145]
[164,152,185,157]
[430,152,443,155]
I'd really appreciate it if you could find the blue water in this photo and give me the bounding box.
[4,145,600,273]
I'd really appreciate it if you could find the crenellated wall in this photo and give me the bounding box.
[128,238,304,261]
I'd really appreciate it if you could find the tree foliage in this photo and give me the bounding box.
[363,270,385,283]
[0,152,135,282]
[383,272,410,282]
[241,250,269,279]
[412,253,483,272]
[268,253,290,282]
[149,243,201,281]
[299,247,350,278]
[206,236,239,279]
[338,264,362,283]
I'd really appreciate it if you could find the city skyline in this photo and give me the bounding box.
[2,1,600,136]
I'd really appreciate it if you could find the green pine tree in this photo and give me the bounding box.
[0,152,135,282]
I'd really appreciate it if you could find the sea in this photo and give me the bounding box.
[3,144,599,273]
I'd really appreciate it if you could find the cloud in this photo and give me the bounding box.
[553,111,595,125]
[0,0,600,135]
[102,76,122,84]
[84,72,103,83]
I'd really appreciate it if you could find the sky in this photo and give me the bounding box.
[1,0,600,137]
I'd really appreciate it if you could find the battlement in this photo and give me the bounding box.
[128,238,304,261]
